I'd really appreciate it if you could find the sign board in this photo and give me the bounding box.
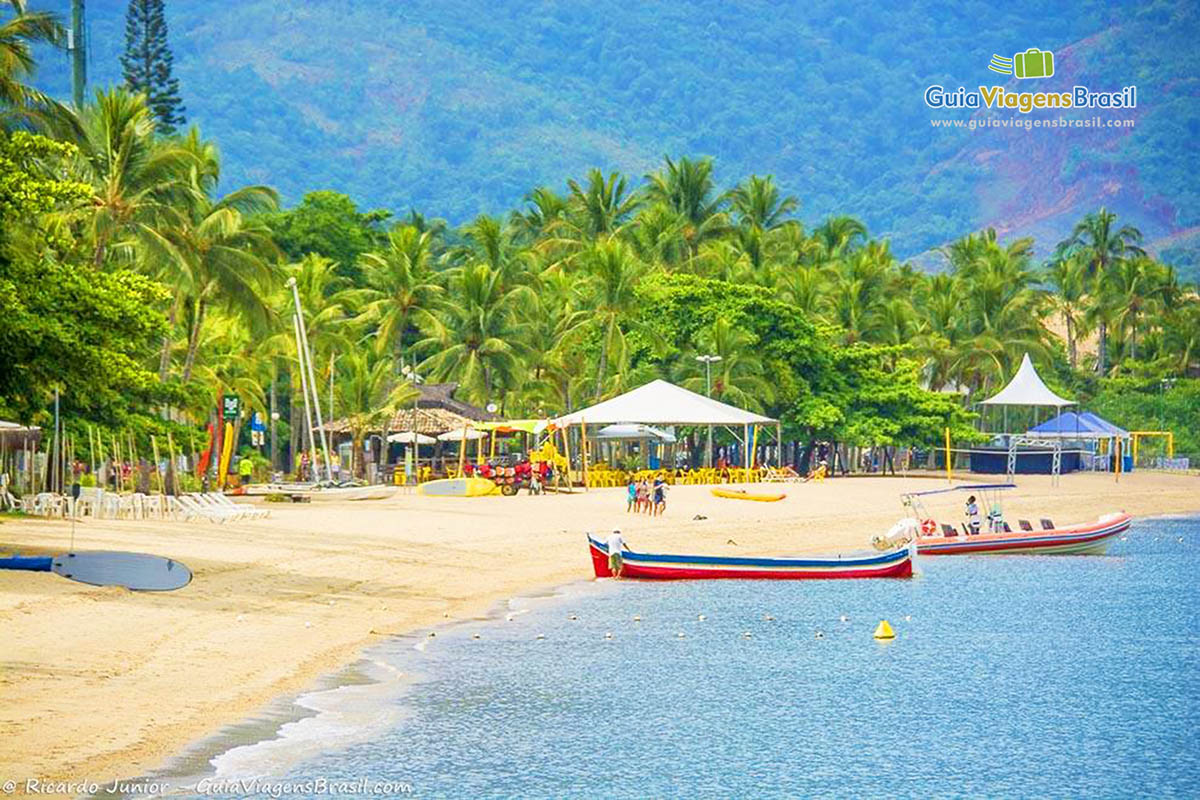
[222,394,240,419]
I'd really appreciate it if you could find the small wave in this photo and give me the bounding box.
[209,665,409,780]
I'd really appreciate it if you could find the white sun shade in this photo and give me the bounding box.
[554,379,776,426]
[979,353,1074,407]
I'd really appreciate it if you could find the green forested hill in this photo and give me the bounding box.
[32,0,1200,266]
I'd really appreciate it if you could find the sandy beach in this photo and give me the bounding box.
[0,471,1196,788]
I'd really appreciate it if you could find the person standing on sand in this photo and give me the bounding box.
[652,475,667,516]
[626,478,637,512]
[607,529,627,577]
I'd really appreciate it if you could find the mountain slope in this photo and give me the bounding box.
[30,0,1200,270]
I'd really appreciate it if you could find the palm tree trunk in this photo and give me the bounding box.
[158,294,183,381]
[182,300,207,382]
[1096,322,1108,376]
[1065,314,1076,369]
[595,327,610,400]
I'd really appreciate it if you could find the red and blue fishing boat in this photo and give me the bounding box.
[587,535,913,580]
[904,483,1132,556]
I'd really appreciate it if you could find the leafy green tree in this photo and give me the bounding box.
[643,155,729,256]
[262,190,390,278]
[680,317,775,412]
[121,0,185,133]
[0,131,168,423]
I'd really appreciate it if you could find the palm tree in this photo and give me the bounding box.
[356,224,443,366]
[565,168,639,239]
[1045,250,1089,369]
[578,238,660,399]
[333,351,416,478]
[643,156,729,256]
[680,317,774,412]
[728,174,798,231]
[0,0,63,117]
[415,262,529,405]
[810,216,867,259]
[1064,208,1144,375]
[140,174,280,381]
[46,88,198,266]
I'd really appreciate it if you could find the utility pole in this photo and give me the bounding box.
[69,0,86,107]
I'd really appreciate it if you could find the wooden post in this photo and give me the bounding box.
[457,425,467,475]
[581,418,589,490]
[167,431,178,494]
[560,424,573,489]
[151,435,164,494]
[944,426,952,484]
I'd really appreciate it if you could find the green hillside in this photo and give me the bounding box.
[33,0,1200,266]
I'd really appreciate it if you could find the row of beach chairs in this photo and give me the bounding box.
[12,489,268,524]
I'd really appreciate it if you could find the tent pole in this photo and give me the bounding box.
[457,425,467,475]
[743,423,750,481]
[560,425,573,489]
[581,418,589,490]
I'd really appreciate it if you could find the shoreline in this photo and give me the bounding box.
[1,472,1197,792]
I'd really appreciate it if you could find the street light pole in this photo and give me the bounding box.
[695,355,723,468]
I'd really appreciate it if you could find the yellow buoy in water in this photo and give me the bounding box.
[873,620,895,640]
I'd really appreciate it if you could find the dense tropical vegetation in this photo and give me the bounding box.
[26,0,1200,268]
[2,0,1198,475]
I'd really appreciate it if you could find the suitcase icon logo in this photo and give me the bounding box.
[988,48,1055,79]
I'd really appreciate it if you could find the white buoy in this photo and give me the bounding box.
[568,614,578,621]
[763,614,775,621]
[428,631,436,638]
[676,631,686,639]
[904,615,912,622]
[698,614,706,621]
[814,630,824,639]
[742,631,752,639]
[839,614,849,622]
[536,633,546,640]
[604,631,613,640]
[633,615,642,622]
[472,633,480,640]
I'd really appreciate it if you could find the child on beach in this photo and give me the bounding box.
[626,479,637,512]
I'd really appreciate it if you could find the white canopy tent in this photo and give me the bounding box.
[553,380,778,473]
[980,354,1074,408]
[437,428,489,442]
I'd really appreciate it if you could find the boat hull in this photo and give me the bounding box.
[711,487,786,502]
[588,536,912,580]
[916,513,1131,556]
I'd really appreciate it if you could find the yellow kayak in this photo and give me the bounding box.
[711,487,786,502]
[420,477,500,497]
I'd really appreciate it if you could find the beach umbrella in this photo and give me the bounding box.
[387,431,437,444]
[437,428,488,441]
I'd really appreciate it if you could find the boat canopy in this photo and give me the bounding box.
[903,482,1016,498]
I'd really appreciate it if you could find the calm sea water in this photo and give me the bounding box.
[194,517,1199,799]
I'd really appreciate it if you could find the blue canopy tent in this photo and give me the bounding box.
[1027,410,1131,471]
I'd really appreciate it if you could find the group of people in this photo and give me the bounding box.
[626,475,668,515]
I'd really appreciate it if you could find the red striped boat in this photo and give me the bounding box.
[915,512,1132,556]
[587,535,913,580]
